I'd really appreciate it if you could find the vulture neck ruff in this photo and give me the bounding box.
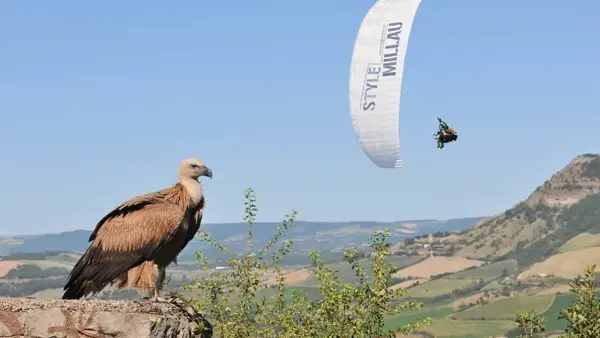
[180,177,203,205]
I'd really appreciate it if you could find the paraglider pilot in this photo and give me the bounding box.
[434,117,458,149]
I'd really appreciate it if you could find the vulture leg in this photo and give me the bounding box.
[148,266,171,302]
[149,287,158,299]
[145,266,166,300]
[142,289,154,300]
[148,290,161,301]
[156,266,167,296]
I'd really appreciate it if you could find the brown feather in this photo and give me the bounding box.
[118,196,205,297]
[63,183,202,299]
[117,261,157,295]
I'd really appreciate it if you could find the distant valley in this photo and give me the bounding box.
[0,217,484,265]
[4,154,600,337]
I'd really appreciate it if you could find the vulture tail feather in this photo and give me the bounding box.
[62,244,157,299]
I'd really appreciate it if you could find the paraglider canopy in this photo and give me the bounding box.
[349,0,423,168]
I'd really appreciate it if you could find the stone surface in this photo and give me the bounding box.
[0,297,212,338]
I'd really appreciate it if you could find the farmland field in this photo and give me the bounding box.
[519,247,600,279]
[558,233,600,253]
[392,257,483,279]
[0,261,23,278]
[25,260,74,270]
[540,293,573,331]
[384,306,454,331]
[481,280,503,291]
[448,260,517,280]
[405,279,473,298]
[423,319,517,338]
[298,255,423,286]
[451,295,554,320]
[539,292,600,331]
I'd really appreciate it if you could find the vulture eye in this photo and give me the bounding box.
[191,164,199,169]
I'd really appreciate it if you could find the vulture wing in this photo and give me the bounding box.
[89,190,169,241]
[63,189,185,299]
[173,196,205,265]
[121,196,205,293]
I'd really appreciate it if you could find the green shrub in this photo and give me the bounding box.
[558,264,600,337]
[180,188,431,338]
[582,158,600,179]
[513,309,545,337]
[512,264,600,337]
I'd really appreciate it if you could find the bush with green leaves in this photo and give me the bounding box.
[512,264,600,338]
[514,309,545,338]
[558,264,600,338]
[180,188,431,338]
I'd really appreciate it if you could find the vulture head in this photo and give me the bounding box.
[179,158,212,181]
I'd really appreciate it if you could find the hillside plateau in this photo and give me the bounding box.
[436,153,600,267]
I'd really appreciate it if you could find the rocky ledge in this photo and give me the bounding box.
[0,297,212,338]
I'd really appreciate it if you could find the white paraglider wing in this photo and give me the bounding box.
[349,0,422,168]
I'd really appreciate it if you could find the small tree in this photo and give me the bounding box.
[514,309,545,337]
[558,264,600,338]
[181,188,431,338]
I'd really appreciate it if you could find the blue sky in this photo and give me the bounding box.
[1,1,599,235]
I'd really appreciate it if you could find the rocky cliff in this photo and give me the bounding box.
[0,297,212,338]
[526,154,600,206]
[451,154,600,262]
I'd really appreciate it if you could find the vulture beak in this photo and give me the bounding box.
[202,166,213,179]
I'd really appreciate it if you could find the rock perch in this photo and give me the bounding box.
[0,297,212,338]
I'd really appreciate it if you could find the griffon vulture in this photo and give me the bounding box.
[62,158,212,300]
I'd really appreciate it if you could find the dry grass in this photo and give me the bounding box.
[474,216,492,228]
[389,278,425,290]
[0,260,24,278]
[518,246,600,280]
[559,232,600,253]
[265,269,311,286]
[392,257,483,279]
